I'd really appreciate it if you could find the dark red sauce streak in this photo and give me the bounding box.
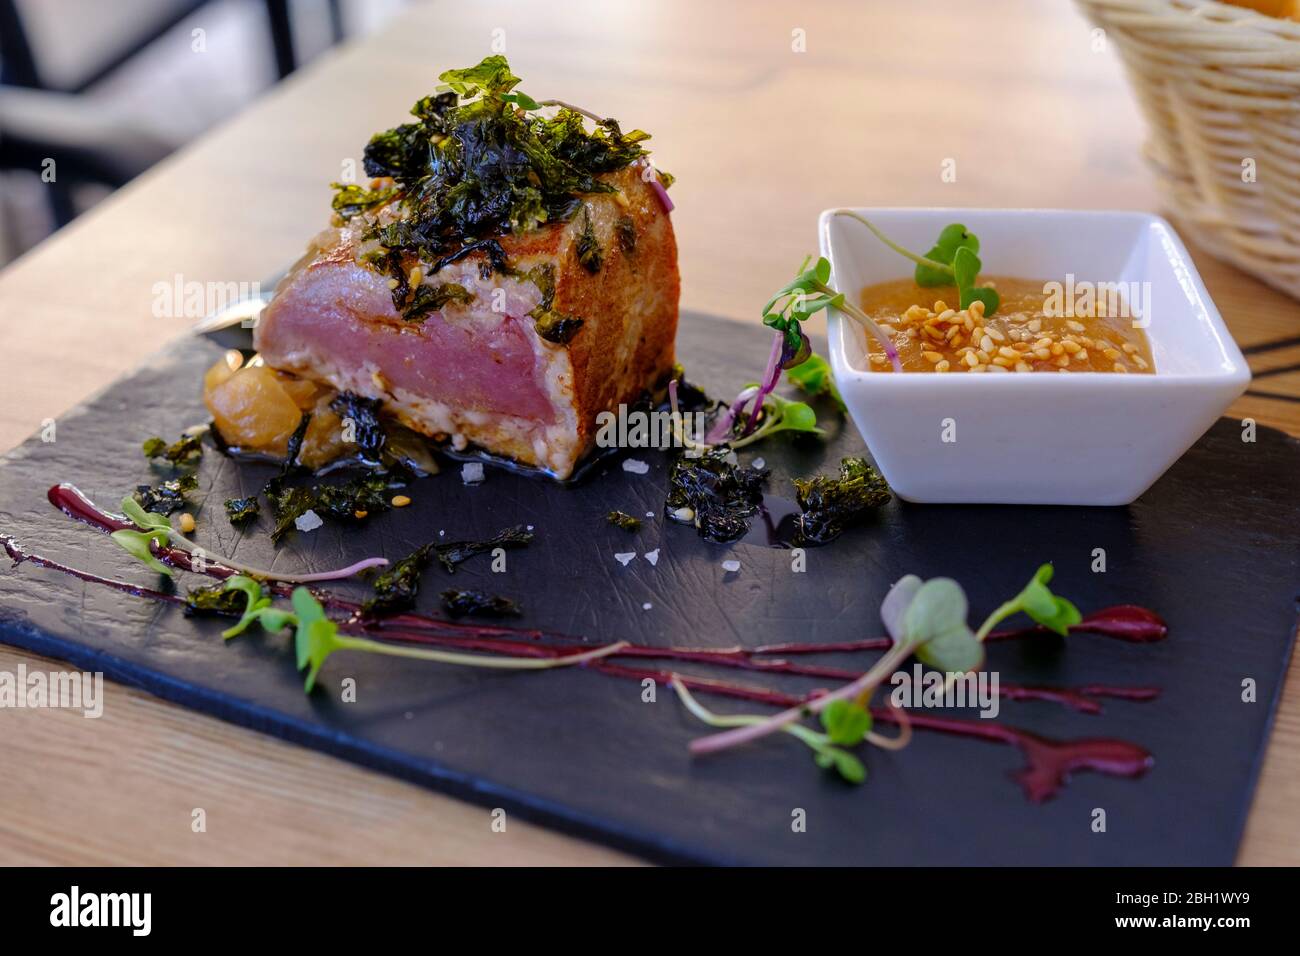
[34,482,1162,800]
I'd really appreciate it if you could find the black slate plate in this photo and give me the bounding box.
[1,313,1298,865]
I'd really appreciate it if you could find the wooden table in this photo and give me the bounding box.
[1,0,1297,865]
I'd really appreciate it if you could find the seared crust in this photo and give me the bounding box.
[503,165,680,455]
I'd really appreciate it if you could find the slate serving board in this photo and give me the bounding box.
[1,313,1297,866]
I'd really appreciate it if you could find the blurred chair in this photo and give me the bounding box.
[0,0,343,232]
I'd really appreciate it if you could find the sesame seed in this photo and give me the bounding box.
[935,359,951,372]
[391,495,412,507]
[180,513,195,534]
[922,350,943,363]
[980,335,995,353]
[987,327,1007,342]
[1066,320,1086,332]
[1015,360,1032,372]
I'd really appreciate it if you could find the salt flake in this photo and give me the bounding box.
[721,559,741,573]
[643,549,660,566]
[461,463,485,484]
[622,458,650,475]
[294,509,323,532]
[614,552,636,566]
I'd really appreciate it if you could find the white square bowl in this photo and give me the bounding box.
[818,208,1251,505]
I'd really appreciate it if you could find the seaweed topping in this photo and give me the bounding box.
[523,261,584,344]
[441,588,522,619]
[266,468,411,542]
[615,215,636,255]
[328,392,387,462]
[133,472,197,516]
[792,457,891,545]
[665,448,769,543]
[142,433,203,466]
[533,312,584,345]
[606,510,642,532]
[361,543,435,618]
[331,182,397,221]
[346,55,652,281]
[434,524,534,573]
[224,496,260,524]
[575,205,603,274]
[183,584,247,618]
[402,282,475,321]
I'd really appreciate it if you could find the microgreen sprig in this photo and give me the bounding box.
[833,211,1001,315]
[681,564,1082,777]
[974,564,1082,641]
[210,577,629,693]
[671,677,868,783]
[107,493,388,584]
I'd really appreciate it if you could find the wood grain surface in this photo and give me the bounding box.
[0,0,1296,865]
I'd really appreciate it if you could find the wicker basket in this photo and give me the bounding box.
[1076,0,1300,298]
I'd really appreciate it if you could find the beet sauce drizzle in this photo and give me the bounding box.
[28,482,1167,801]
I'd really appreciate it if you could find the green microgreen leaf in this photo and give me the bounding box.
[784,354,844,411]
[109,529,173,577]
[120,496,172,532]
[915,223,977,286]
[813,745,867,784]
[218,575,295,639]
[819,699,872,746]
[1010,564,1082,637]
[953,245,1001,314]
[292,587,344,693]
[888,576,984,673]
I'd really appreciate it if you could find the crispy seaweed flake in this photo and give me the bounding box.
[183,584,246,618]
[361,544,435,618]
[606,510,642,532]
[440,588,522,619]
[434,525,534,573]
[351,56,652,276]
[224,496,260,525]
[792,456,891,545]
[142,433,203,466]
[134,472,198,516]
[328,392,387,462]
[266,469,412,543]
[665,448,768,543]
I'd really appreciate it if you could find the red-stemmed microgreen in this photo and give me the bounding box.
[682,565,1080,777]
[109,494,388,583]
[210,578,629,693]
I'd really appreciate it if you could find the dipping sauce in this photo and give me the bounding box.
[858,277,1155,373]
